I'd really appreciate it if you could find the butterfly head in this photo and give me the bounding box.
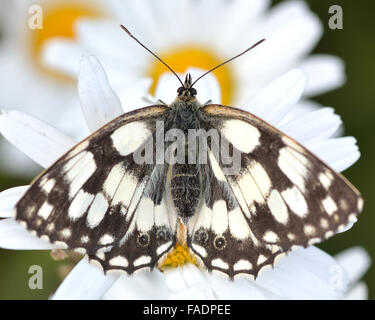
[177,73,197,100]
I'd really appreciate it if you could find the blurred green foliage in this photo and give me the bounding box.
[0,0,373,299]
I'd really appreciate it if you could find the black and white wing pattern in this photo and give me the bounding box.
[188,104,363,279]
[15,105,177,274]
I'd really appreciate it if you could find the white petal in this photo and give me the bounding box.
[78,55,124,132]
[117,78,152,113]
[300,55,346,96]
[53,258,118,300]
[76,19,150,71]
[280,107,342,144]
[155,72,180,105]
[0,186,28,218]
[42,38,83,77]
[238,1,322,82]
[307,137,360,172]
[244,69,307,125]
[344,282,368,300]
[104,271,169,300]
[0,110,75,168]
[335,247,371,285]
[278,100,320,126]
[165,264,215,299]
[216,0,271,53]
[0,219,57,250]
[205,273,272,300]
[255,246,348,299]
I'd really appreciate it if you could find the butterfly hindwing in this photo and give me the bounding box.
[15,105,176,273]
[187,104,362,278]
[188,167,284,278]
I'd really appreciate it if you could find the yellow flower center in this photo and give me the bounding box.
[159,244,198,269]
[147,46,235,105]
[29,1,104,81]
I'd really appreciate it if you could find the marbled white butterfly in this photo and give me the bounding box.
[15,26,363,279]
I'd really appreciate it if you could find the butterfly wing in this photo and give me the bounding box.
[16,105,177,274]
[188,104,362,278]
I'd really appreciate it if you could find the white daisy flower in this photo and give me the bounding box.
[0,55,368,299]
[0,0,111,175]
[42,0,345,108]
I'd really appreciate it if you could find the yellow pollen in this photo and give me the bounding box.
[29,2,104,81]
[147,46,235,105]
[160,244,198,269]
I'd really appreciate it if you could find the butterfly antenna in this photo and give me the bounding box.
[120,25,184,87]
[190,39,266,88]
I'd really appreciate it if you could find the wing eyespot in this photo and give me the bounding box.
[137,233,150,247]
[213,235,226,250]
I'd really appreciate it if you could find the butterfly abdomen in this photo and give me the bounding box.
[171,163,201,218]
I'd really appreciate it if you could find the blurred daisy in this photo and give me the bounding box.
[0,0,110,175]
[0,55,367,299]
[42,0,345,108]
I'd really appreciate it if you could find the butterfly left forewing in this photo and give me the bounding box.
[188,104,362,278]
[16,105,176,274]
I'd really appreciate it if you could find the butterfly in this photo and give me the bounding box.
[14,26,363,279]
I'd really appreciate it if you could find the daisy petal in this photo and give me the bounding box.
[0,186,28,218]
[307,137,360,172]
[42,38,83,77]
[0,110,75,168]
[205,273,271,300]
[335,247,370,285]
[244,69,307,125]
[53,258,118,300]
[255,246,348,299]
[0,219,57,250]
[300,55,346,96]
[117,78,152,113]
[78,55,123,132]
[103,271,170,300]
[344,282,368,300]
[238,1,321,82]
[217,0,271,52]
[165,265,215,299]
[278,100,320,126]
[280,107,342,144]
[154,72,179,105]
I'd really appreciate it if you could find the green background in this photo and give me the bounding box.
[0,0,374,299]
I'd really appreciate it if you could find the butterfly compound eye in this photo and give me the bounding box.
[177,87,184,95]
[190,88,197,96]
